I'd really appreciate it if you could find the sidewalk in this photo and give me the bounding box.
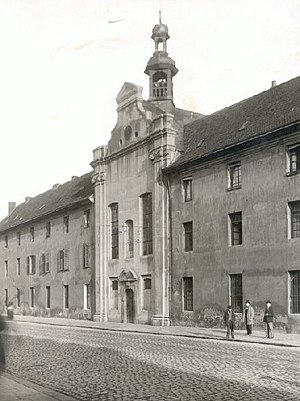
[10,315,300,348]
[0,371,76,401]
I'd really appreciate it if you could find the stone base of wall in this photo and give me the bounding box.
[171,306,300,333]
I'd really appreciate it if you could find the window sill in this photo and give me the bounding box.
[286,171,299,177]
[182,310,194,313]
[227,186,241,192]
[57,269,69,273]
[83,266,90,269]
[140,254,153,258]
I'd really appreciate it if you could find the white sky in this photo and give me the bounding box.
[0,0,299,220]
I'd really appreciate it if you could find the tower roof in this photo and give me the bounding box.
[151,11,169,41]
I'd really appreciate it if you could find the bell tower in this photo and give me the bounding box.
[145,12,178,113]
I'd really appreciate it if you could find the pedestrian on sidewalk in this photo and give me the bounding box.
[224,305,235,339]
[243,300,254,335]
[0,314,6,373]
[263,300,274,339]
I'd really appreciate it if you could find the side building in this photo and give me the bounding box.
[165,77,300,332]
[0,172,95,319]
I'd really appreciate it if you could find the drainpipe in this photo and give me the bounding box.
[165,172,173,325]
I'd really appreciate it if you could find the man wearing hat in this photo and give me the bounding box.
[224,305,235,339]
[263,300,274,338]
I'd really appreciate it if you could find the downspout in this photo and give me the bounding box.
[165,172,173,325]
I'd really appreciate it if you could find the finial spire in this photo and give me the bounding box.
[159,9,162,24]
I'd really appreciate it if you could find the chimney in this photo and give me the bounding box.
[8,202,16,215]
[25,197,32,203]
[271,80,277,88]
[71,176,78,180]
[52,183,61,189]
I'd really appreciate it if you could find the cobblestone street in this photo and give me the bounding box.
[2,322,300,400]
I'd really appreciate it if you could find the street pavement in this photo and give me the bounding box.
[0,371,76,401]
[1,319,300,401]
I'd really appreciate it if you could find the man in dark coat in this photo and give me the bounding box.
[243,300,255,335]
[224,305,235,339]
[0,314,6,372]
[263,300,274,338]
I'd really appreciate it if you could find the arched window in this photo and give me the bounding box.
[152,71,167,97]
[124,126,132,141]
[125,220,134,258]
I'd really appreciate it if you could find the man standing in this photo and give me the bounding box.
[263,300,274,338]
[243,300,255,335]
[224,305,235,339]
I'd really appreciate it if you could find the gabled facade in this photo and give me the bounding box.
[165,77,300,332]
[0,173,95,319]
[91,17,201,325]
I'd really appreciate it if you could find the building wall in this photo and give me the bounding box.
[0,204,94,319]
[169,135,300,332]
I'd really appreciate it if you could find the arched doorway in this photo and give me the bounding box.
[126,288,134,323]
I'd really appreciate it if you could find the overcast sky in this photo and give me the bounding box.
[0,0,299,220]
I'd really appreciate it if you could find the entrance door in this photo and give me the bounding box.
[126,289,134,323]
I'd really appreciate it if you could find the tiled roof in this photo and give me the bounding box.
[0,172,94,233]
[167,76,300,171]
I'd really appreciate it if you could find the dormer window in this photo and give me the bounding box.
[152,71,167,97]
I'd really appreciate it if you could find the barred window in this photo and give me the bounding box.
[83,244,89,268]
[141,194,153,255]
[183,277,193,311]
[289,201,300,239]
[230,274,243,313]
[290,270,300,314]
[110,203,119,259]
[288,145,300,174]
[183,222,193,252]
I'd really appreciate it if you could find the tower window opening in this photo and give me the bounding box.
[158,41,164,51]
[152,72,167,98]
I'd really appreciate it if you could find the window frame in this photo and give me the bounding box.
[63,284,69,309]
[227,162,241,190]
[230,274,243,313]
[182,277,193,312]
[183,221,193,252]
[125,220,134,259]
[182,177,193,202]
[141,193,153,256]
[110,203,119,259]
[83,210,90,228]
[289,270,300,314]
[46,286,51,309]
[46,221,51,238]
[229,212,243,246]
[288,201,300,239]
[84,283,91,310]
[287,144,300,176]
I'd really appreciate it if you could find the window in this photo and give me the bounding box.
[290,270,300,314]
[111,279,118,309]
[17,231,21,246]
[30,287,35,308]
[4,235,8,248]
[143,276,152,310]
[63,285,69,309]
[57,249,69,271]
[4,260,8,277]
[84,284,91,310]
[124,126,132,141]
[125,220,134,258]
[289,201,300,239]
[46,221,51,238]
[110,203,119,259]
[183,222,193,252]
[27,255,36,275]
[229,212,242,246]
[183,277,193,311]
[230,274,243,313]
[46,286,51,309]
[152,71,167,97]
[83,210,90,228]
[83,244,89,268]
[228,162,241,189]
[39,253,50,274]
[4,289,8,307]
[16,288,21,307]
[30,227,34,242]
[287,145,300,175]
[64,216,69,233]
[141,193,153,255]
[183,177,192,202]
[16,258,20,276]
